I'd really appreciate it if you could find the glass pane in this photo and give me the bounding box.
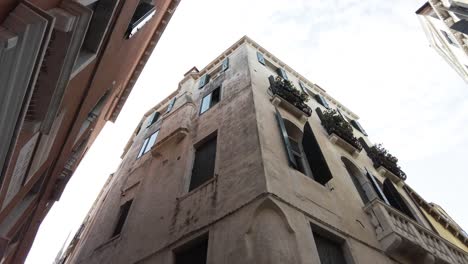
[144,130,159,154]
[137,138,149,158]
[200,93,212,114]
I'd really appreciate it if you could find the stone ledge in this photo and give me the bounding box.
[270,95,308,123]
[376,166,404,187]
[328,133,361,158]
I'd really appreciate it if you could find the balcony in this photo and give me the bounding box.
[316,108,362,157]
[151,93,194,157]
[268,76,312,120]
[365,199,468,264]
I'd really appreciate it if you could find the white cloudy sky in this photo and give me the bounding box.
[27,0,468,262]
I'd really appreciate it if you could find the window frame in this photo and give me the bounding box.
[189,134,217,192]
[111,199,133,238]
[199,87,221,115]
[136,130,159,159]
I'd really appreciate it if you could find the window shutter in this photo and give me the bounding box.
[298,81,307,94]
[277,68,288,80]
[257,52,265,65]
[383,179,416,220]
[337,109,346,121]
[365,169,389,204]
[199,74,209,89]
[314,94,330,109]
[222,57,229,71]
[275,108,297,169]
[147,112,160,127]
[313,231,347,264]
[303,122,333,185]
[166,97,176,113]
[351,120,367,136]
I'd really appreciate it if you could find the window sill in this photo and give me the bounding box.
[94,235,121,252]
[177,174,218,203]
[375,166,404,187]
[270,95,308,123]
[328,133,361,158]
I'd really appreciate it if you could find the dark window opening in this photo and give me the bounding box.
[147,112,160,127]
[342,158,368,205]
[126,1,156,39]
[112,200,133,238]
[174,235,208,264]
[383,179,416,220]
[302,122,333,185]
[441,30,458,47]
[315,94,330,109]
[190,136,217,191]
[313,231,347,264]
[200,87,220,114]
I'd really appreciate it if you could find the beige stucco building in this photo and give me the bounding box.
[416,0,468,83]
[61,36,468,264]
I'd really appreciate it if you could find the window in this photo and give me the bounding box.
[383,179,416,220]
[342,157,368,205]
[222,57,229,72]
[315,94,330,109]
[277,68,288,80]
[137,130,159,158]
[275,109,333,185]
[126,0,156,39]
[146,112,160,127]
[312,231,347,264]
[441,30,458,47]
[166,97,177,113]
[198,74,210,89]
[257,52,265,65]
[112,200,133,238]
[302,122,333,185]
[189,135,217,191]
[174,235,208,264]
[350,120,367,136]
[200,87,220,114]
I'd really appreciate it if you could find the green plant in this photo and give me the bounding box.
[320,109,362,150]
[269,76,312,116]
[275,76,309,102]
[368,144,406,180]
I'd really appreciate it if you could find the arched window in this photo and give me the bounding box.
[275,108,333,185]
[383,179,416,220]
[341,157,368,205]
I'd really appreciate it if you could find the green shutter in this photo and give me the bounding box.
[315,94,330,109]
[365,169,389,204]
[298,81,307,94]
[166,97,176,113]
[277,68,288,80]
[199,74,210,89]
[257,52,265,65]
[351,120,367,136]
[275,108,297,169]
[222,57,229,71]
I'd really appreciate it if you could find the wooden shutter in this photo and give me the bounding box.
[257,52,265,65]
[365,169,389,204]
[199,74,210,89]
[147,112,160,127]
[313,231,347,264]
[277,68,288,80]
[190,136,217,191]
[166,97,176,113]
[302,122,333,185]
[275,108,297,169]
[222,57,229,71]
[383,179,416,220]
[315,94,330,109]
[298,81,307,94]
[351,120,367,136]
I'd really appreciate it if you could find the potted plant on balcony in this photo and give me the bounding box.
[320,109,362,151]
[367,144,407,181]
[269,76,312,116]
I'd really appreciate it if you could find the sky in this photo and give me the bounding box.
[26,0,468,263]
